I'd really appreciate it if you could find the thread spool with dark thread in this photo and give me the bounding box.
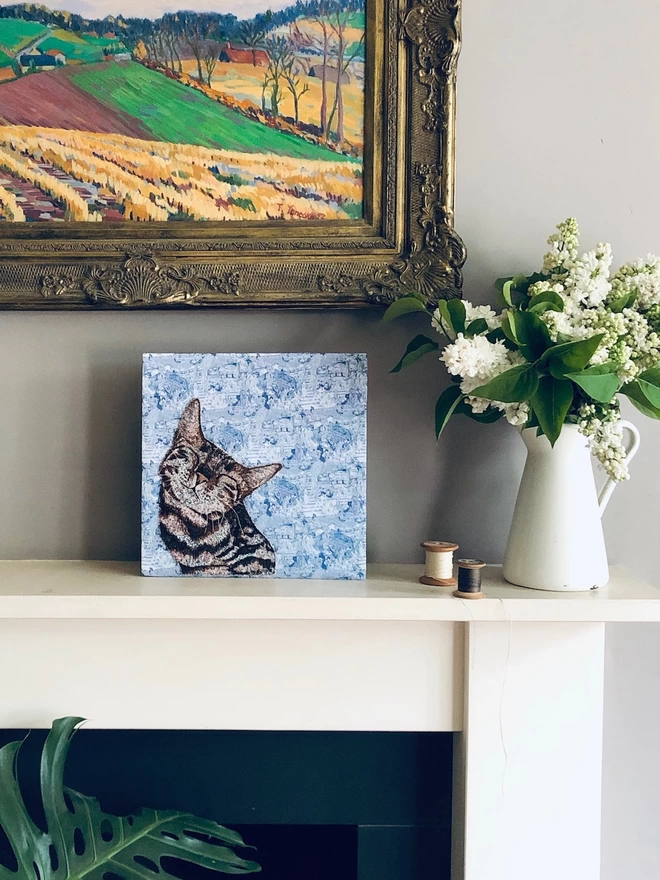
[453,559,486,600]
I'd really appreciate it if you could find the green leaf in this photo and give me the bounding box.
[531,376,574,445]
[495,276,514,305]
[390,334,439,372]
[434,300,453,336]
[528,290,564,314]
[446,299,466,335]
[500,278,515,307]
[511,309,553,360]
[539,334,605,378]
[636,367,660,408]
[524,409,540,429]
[382,294,429,323]
[465,318,489,337]
[609,290,637,313]
[621,381,660,419]
[500,311,519,345]
[435,385,464,438]
[565,363,622,403]
[455,399,504,423]
[471,364,539,403]
[0,718,261,880]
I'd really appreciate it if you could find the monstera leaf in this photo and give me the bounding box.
[0,718,260,880]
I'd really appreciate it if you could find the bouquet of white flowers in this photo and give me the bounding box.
[385,218,660,481]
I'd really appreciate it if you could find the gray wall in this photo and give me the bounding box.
[0,0,657,876]
[458,2,660,877]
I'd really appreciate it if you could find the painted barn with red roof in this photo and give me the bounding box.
[219,42,269,66]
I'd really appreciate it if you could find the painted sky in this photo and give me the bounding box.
[0,0,293,20]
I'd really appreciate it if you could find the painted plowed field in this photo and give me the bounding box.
[0,69,151,138]
[0,126,363,222]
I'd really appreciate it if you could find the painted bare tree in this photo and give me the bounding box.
[183,13,215,83]
[263,36,290,118]
[282,48,309,125]
[203,25,224,86]
[312,0,332,135]
[239,20,266,66]
[161,17,183,73]
[327,8,364,144]
[282,53,310,125]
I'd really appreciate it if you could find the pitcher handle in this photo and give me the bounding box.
[598,420,641,516]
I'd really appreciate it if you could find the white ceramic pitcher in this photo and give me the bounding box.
[503,422,640,591]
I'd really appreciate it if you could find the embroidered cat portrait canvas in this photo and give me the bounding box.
[142,353,367,579]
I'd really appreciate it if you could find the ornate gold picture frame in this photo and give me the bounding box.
[0,0,463,309]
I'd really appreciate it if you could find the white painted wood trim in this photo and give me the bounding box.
[0,561,643,880]
[0,618,463,732]
[0,561,658,621]
[452,621,605,880]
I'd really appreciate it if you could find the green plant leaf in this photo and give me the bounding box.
[434,300,453,336]
[495,273,532,307]
[455,399,504,423]
[531,376,574,445]
[390,334,439,372]
[621,381,660,418]
[524,409,540,429]
[510,309,553,361]
[446,299,466,335]
[609,290,637,313]
[500,311,519,345]
[465,318,489,337]
[636,367,660,408]
[564,363,622,403]
[539,334,605,378]
[382,294,429,323]
[0,718,261,880]
[495,276,514,306]
[471,364,539,403]
[528,290,564,314]
[435,385,464,438]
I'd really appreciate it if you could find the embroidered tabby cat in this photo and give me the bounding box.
[159,398,281,576]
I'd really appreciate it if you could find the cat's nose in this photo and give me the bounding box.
[196,472,210,485]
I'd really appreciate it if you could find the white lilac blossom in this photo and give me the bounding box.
[440,332,528,426]
[577,402,630,482]
[543,217,580,274]
[610,255,660,308]
[464,302,501,331]
[432,302,501,339]
[431,307,454,339]
[424,219,660,481]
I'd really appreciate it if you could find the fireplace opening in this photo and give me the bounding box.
[0,729,453,880]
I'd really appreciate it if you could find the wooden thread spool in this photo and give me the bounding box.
[419,541,459,587]
[453,559,487,599]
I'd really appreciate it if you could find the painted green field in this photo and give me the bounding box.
[68,61,350,160]
[39,28,113,63]
[0,18,49,53]
[0,48,12,66]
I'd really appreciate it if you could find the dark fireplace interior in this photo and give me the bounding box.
[0,729,453,880]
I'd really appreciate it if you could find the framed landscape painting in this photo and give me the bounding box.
[0,0,464,308]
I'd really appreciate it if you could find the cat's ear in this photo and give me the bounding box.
[241,463,282,496]
[174,398,205,448]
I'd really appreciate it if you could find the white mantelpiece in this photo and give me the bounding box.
[1,561,659,880]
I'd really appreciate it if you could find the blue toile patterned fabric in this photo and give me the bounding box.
[142,352,367,579]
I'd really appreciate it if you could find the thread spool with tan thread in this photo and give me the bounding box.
[419,541,459,587]
[453,559,487,599]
